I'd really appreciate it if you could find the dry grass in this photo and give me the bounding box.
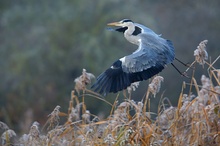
[1,40,220,146]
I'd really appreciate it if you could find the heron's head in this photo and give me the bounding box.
[108,19,134,27]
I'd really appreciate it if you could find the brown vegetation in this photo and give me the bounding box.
[1,1,220,134]
[1,41,220,145]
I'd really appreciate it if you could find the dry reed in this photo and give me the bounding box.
[1,40,220,146]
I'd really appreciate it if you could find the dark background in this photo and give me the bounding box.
[0,0,219,133]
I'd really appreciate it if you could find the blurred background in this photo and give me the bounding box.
[0,0,220,134]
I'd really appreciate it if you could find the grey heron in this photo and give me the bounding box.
[92,19,176,95]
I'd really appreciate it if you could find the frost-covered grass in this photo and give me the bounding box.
[1,40,220,146]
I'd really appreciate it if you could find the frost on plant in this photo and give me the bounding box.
[194,40,208,65]
[68,103,82,122]
[47,105,61,130]
[74,68,95,94]
[127,81,140,94]
[0,121,9,131]
[19,121,45,146]
[82,110,91,124]
[1,129,16,145]
[149,76,164,97]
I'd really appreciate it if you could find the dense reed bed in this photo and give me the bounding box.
[1,40,220,146]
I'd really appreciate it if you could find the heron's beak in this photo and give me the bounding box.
[107,22,123,26]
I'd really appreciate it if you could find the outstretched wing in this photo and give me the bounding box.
[92,32,175,95]
[91,41,174,95]
[91,58,164,95]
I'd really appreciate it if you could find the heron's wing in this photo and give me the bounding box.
[91,60,130,95]
[91,34,175,95]
[91,54,164,95]
[122,36,172,73]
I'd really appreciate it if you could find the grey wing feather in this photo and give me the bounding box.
[122,45,161,73]
[121,34,175,73]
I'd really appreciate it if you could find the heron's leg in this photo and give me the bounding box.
[171,63,189,78]
[175,57,191,67]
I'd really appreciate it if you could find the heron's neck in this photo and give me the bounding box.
[124,24,140,45]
